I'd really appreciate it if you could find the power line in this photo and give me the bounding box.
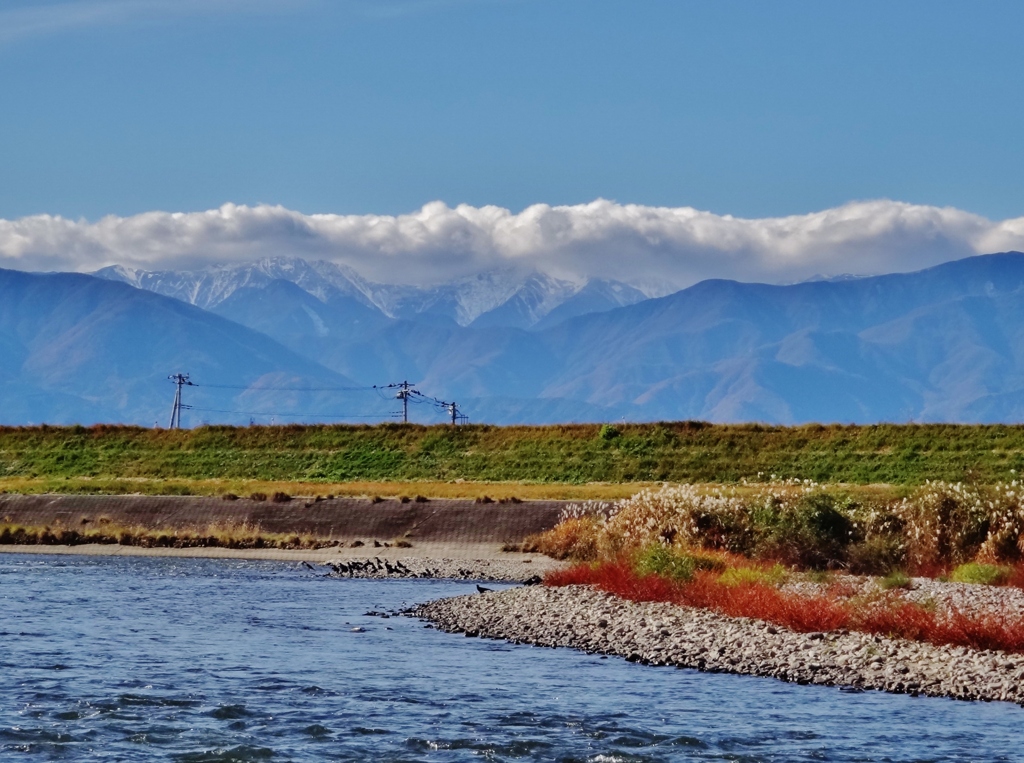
[163,373,470,427]
[435,398,468,425]
[378,381,470,425]
[195,383,377,392]
[189,406,384,420]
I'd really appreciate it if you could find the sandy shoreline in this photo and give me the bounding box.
[0,541,565,581]
[0,540,517,561]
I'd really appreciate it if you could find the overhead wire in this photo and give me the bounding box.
[195,383,377,392]
[189,406,387,420]
[171,375,465,425]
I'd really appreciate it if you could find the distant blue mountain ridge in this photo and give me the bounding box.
[5,251,1024,425]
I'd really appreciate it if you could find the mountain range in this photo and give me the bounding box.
[5,251,1024,426]
[95,258,648,329]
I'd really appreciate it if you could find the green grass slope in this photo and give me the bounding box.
[2,422,1024,487]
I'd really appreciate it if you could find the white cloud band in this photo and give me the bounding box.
[2,199,1023,291]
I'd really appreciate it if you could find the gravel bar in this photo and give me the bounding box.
[411,584,1024,706]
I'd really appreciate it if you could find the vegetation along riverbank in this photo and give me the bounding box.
[427,480,1024,705]
[3,422,1024,494]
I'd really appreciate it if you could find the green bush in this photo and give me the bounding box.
[598,424,621,441]
[752,493,854,570]
[847,536,906,575]
[634,545,725,581]
[718,564,787,587]
[949,562,1012,586]
[879,570,912,590]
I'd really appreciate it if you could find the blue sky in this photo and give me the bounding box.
[4,0,1019,223]
[1,0,1022,223]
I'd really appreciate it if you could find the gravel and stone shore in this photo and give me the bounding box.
[411,584,1024,706]
[784,576,1024,619]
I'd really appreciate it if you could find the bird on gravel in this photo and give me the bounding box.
[476,584,493,593]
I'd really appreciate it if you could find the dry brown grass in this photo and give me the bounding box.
[522,517,604,561]
[0,519,334,550]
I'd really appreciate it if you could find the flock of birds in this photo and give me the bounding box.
[305,557,492,582]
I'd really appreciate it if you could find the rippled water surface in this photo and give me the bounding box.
[2,555,1022,761]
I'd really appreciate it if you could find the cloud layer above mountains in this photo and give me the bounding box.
[2,199,1023,291]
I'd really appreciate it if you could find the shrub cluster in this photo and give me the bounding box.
[533,481,1024,575]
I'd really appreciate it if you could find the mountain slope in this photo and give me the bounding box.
[533,251,1024,423]
[530,279,647,331]
[0,269,366,426]
[306,250,1024,423]
[95,257,377,310]
[211,279,391,347]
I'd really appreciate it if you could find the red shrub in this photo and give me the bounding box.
[544,565,601,587]
[1007,562,1024,590]
[548,564,849,633]
[547,561,684,602]
[853,600,936,642]
[934,610,1024,653]
[547,561,1024,653]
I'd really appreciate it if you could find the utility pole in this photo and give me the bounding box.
[167,373,194,429]
[395,380,415,423]
[438,399,466,425]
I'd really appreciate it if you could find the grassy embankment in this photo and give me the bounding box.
[3,421,1024,497]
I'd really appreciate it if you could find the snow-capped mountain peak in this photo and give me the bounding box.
[95,257,375,310]
[93,257,650,329]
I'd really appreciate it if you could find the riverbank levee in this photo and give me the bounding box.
[0,493,563,545]
[412,584,1024,706]
[5,422,1024,486]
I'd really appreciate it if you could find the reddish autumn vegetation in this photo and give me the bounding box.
[546,561,1024,654]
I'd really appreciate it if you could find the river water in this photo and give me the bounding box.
[1,554,1020,762]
